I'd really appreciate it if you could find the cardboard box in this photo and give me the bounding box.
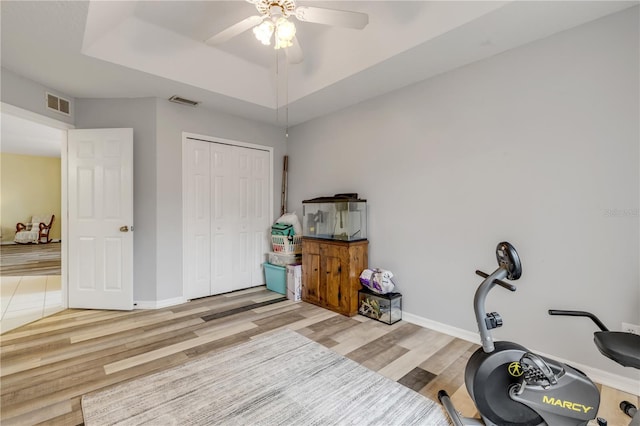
[268,251,302,267]
[286,264,302,302]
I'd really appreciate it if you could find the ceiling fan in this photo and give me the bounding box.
[205,0,369,64]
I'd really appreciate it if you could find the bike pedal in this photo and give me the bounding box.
[520,352,558,387]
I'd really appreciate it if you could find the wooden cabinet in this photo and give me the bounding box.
[301,238,368,316]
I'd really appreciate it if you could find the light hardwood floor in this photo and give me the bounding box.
[0,243,61,276]
[0,287,637,425]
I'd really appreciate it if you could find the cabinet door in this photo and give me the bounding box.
[322,255,344,313]
[321,243,350,314]
[302,252,321,304]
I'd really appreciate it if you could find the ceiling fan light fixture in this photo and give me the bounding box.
[253,20,275,45]
[274,17,296,49]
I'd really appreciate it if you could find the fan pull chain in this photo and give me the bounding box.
[285,57,289,139]
[275,49,280,125]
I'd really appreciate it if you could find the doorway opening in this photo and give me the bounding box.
[0,103,72,333]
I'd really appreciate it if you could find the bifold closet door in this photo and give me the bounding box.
[243,147,270,288]
[184,140,213,299]
[184,139,270,299]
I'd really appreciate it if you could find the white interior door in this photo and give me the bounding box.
[68,128,134,310]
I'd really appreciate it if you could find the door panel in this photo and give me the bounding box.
[302,252,321,303]
[251,149,271,285]
[184,141,211,299]
[68,128,133,310]
[324,256,343,310]
[210,143,234,294]
[234,149,251,289]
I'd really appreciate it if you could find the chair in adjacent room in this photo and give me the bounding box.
[15,214,55,244]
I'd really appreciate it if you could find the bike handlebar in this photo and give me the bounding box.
[548,309,609,332]
[475,270,517,292]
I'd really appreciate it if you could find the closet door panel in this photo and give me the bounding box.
[210,144,235,295]
[251,150,271,286]
[233,148,252,290]
[185,141,211,299]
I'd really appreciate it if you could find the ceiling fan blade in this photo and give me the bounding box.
[294,6,368,30]
[205,15,265,45]
[285,36,303,64]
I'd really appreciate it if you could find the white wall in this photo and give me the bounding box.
[287,7,639,379]
[1,68,75,125]
[75,98,286,303]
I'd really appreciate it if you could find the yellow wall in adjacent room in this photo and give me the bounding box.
[0,153,61,243]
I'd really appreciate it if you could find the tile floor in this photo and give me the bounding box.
[1,275,63,333]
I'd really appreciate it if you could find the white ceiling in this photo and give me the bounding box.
[1,1,637,127]
[1,113,64,158]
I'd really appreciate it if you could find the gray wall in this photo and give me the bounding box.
[75,98,286,302]
[75,98,158,301]
[1,68,75,125]
[287,7,639,377]
[3,71,287,303]
[155,100,286,300]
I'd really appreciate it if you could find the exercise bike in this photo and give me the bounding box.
[439,242,603,426]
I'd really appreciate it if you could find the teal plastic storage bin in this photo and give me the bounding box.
[264,262,286,295]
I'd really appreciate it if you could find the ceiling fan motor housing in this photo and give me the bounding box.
[254,0,296,17]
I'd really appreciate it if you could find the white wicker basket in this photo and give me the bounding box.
[271,234,302,254]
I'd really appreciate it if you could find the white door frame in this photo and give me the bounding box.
[0,102,75,309]
[181,131,274,300]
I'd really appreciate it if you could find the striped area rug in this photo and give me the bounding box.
[82,329,449,425]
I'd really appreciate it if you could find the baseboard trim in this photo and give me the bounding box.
[403,312,481,344]
[134,297,186,310]
[402,312,639,395]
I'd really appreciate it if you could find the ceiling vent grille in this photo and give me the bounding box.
[168,95,199,107]
[46,92,70,116]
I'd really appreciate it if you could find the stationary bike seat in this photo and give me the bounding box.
[594,331,640,369]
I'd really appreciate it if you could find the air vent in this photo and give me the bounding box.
[46,92,70,115]
[168,95,199,107]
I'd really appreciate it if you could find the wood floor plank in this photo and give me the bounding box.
[0,291,636,426]
[248,308,338,341]
[377,332,454,381]
[0,243,61,276]
[35,397,83,426]
[450,383,479,418]
[419,346,475,402]
[69,311,176,343]
[345,322,422,364]
[1,309,150,345]
[1,399,71,426]
[103,324,255,375]
[419,337,477,375]
[598,385,639,425]
[330,322,395,355]
[2,352,191,420]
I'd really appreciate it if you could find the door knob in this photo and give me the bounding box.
[120,226,129,232]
